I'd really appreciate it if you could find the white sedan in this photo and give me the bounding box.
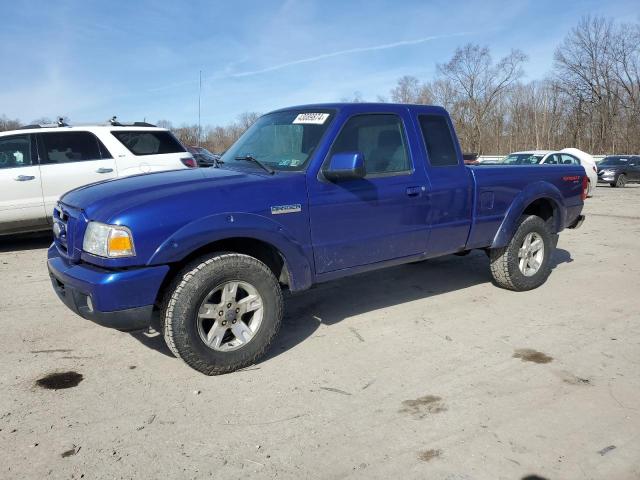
[501,149,598,197]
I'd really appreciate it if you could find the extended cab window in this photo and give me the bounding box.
[418,115,458,167]
[39,132,103,164]
[329,114,410,175]
[112,130,186,156]
[0,135,33,169]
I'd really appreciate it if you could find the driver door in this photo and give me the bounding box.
[308,112,429,274]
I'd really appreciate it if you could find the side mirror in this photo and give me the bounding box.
[324,152,366,181]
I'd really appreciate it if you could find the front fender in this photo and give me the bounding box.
[148,212,313,291]
[491,181,566,249]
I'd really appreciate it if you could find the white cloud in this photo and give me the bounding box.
[228,32,476,78]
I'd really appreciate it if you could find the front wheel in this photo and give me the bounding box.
[611,174,627,188]
[162,253,283,375]
[489,215,555,291]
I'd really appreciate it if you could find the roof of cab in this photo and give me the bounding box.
[270,102,449,115]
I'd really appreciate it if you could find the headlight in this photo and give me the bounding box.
[82,222,135,258]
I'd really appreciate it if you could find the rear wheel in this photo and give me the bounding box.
[489,215,555,291]
[162,253,283,375]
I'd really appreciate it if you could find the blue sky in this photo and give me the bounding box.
[1,0,637,126]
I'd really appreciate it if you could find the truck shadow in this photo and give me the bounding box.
[128,248,572,361]
[261,248,573,364]
[0,232,52,252]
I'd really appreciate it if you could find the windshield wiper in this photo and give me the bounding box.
[234,155,275,175]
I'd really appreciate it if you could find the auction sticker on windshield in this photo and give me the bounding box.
[293,113,330,124]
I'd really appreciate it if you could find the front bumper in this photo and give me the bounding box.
[48,245,169,331]
[598,172,616,183]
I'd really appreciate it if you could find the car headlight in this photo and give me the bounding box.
[82,222,135,258]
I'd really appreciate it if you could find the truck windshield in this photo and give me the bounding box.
[220,110,335,172]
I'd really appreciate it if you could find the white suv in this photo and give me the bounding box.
[0,122,196,235]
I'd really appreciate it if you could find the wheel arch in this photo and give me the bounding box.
[491,183,565,249]
[148,213,314,300]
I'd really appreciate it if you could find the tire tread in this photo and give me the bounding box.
[161,253,283,375]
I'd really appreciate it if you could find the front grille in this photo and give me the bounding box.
[53,203,83,262]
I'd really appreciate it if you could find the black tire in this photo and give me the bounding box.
[489,215,555,291]
[615,174,627,188]
[162,253,283,375]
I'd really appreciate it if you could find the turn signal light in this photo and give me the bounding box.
[108,232,133,255]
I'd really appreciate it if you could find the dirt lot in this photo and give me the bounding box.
[1,185,639,480]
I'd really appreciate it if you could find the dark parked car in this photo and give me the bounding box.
[597,155,640,187]
[187,146,221,167]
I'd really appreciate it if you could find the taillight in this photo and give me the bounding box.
[581,176,588,200]
[180,156,197,168]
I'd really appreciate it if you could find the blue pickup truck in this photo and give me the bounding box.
[48,103,586,374]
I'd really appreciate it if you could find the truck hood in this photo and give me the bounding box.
[57,165,310,268]
[61,167,268,219]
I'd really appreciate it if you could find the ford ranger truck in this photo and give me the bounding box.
[47,104,586,375]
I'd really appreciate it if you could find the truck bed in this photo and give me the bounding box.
[465,164,586,249]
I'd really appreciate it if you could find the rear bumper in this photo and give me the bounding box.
[48,246,169,331]
[568,215,585,229]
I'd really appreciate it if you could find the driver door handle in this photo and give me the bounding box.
[14,175,35,181]
[96,168,114,174]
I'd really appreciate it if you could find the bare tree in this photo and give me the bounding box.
[0,115,21,131]
[554,16,619,152]
[390,75,431,104]
[156,119,174,129]
[237,112,261,130]
[173,125,200,146]
[340,91,365,103]
[437,44,527,153]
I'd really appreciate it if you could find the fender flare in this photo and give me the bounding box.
[147,212,313,291]
[491,181,566,249]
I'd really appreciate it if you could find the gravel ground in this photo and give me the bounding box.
[1,185,639,480]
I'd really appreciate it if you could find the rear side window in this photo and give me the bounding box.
[0,135,34,169]
[418,115,458,167]
[112,130,185,156]
[39,132,102,164]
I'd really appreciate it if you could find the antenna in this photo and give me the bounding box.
[198,70,202,147]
